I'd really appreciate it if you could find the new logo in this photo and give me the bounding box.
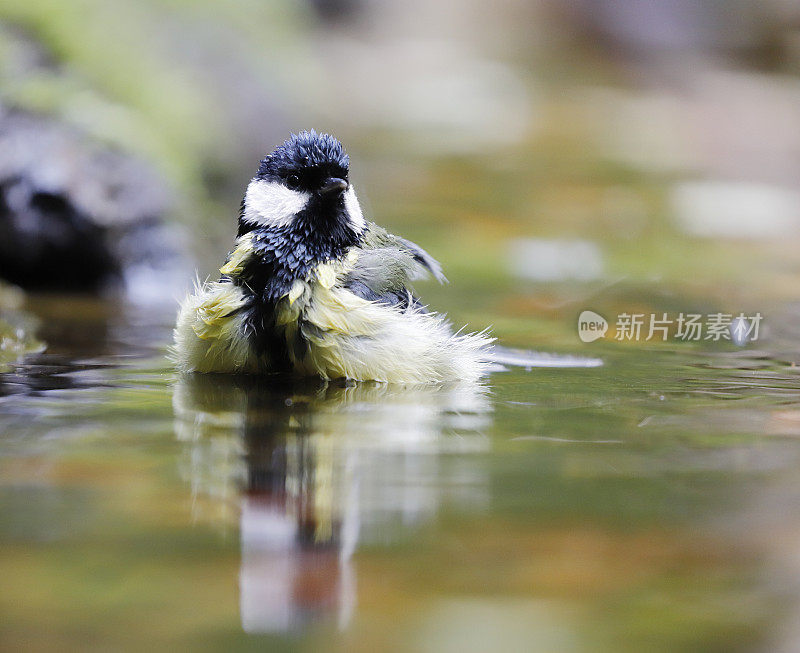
[578,311,608,343]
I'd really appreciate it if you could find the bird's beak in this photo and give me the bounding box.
[320,178,348,195]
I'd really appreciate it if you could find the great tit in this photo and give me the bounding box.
[173,130,492,383]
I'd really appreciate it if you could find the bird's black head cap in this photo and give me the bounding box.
[256,130,349,191]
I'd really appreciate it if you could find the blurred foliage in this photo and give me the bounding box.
[0,0,314,250]
[2,0,800,299]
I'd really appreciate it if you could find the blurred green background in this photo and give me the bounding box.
[2,0,799,295]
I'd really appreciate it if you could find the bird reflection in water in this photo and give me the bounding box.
[172,374,492,633]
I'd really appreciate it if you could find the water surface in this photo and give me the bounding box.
[1,285,799,653]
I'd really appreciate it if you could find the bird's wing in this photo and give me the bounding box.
[343,222,446,310]
[359,221,447,283]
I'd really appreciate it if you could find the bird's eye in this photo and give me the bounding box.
[286,174,301,189]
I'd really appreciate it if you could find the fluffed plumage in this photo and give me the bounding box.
[172,131,492,383]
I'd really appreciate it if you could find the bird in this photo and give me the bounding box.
[172,130,493,383]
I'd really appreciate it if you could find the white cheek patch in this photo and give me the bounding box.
[343,186,366,234]
[243,179,310,228]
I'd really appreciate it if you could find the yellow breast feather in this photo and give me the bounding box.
[192,283,248,341]
[219,233,255,276]
[173,278,259,374]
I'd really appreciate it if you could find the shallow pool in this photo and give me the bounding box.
[1,285,799,652]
